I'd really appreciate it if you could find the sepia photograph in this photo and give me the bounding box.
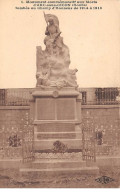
[0,0,120,189]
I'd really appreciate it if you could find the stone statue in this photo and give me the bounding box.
[36,13,78,89]
[44,13,63,56]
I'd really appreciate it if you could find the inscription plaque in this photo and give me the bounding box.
[36,98,55,120]
[57,98,75,120]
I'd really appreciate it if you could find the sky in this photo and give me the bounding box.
[0,0,120,88]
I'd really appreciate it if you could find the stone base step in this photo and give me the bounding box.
[19,166,99,176]
[22,159,86,169]
[34,139,82,150]
[36,123,76,132]
[35,132,81,139]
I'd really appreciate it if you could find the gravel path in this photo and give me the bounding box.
[0,166,120,188]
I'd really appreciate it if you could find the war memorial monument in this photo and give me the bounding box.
[19,13,99,175]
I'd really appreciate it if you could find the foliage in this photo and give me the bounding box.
[52,140,68,153]
[8,135,21,147]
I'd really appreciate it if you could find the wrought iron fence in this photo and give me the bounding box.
[95,121,120,156]
[83,117,120,156]
[22,117,34,163]
[80,88,119,105]
[0,88,33,106]
[0,89,6,105]
[0,88,119,106]
[81,91,87,105]
[95,88,119,105]
[0,109,34,160]
[0,111,23,159]
[0,106,34,160]
[82,117,96,162]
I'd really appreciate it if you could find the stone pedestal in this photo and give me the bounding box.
[30,87,82,152]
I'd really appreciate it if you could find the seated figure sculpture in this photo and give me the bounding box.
[36,13,78,89]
